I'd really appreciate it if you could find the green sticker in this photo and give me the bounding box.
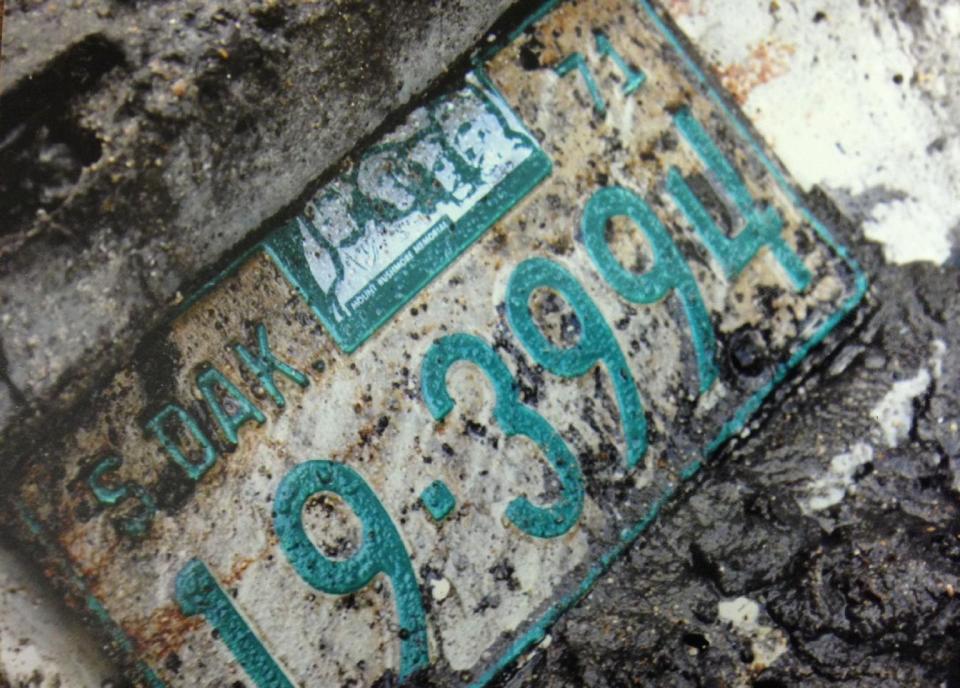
[265,76,552,353]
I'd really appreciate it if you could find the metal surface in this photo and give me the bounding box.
[7,0,866,685]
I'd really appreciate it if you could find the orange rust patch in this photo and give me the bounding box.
[717,40,796,104]
[665,0,702,18]
[221,554,259,588]
[133,603,204,660]
[221,532,279,588]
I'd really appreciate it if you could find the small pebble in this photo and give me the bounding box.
[431,577,451,602]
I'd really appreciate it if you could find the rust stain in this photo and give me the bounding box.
[133,603,204,661]
[717,40,796,104]
[136,535,281,658]
[665,0,702,18]
[221,532,280,589]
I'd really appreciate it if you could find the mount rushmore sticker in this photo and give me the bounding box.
[264,75,552,352]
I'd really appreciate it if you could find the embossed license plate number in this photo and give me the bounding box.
[11,1,865,686]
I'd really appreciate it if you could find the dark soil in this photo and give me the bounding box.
[492,197,960,688]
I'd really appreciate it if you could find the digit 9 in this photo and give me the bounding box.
[506,257,648,471]
[273,460,429,680]
[581,185,720,394]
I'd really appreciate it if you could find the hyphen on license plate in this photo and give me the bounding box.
[9,0,866,685]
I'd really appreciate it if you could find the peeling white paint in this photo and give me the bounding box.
[805,442,875,512]
[871,340,946,447]
[716,597,787,669]
[930,339,947,379]
[873,369,932,448]
[673,0,960,265]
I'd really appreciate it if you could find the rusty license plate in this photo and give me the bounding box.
[9,0,866,686]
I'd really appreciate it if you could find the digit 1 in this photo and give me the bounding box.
[581,185,719,394]
[666,107,811,290]
[554,53,606,114]
[273,460,429,680]
[506,257,647,471]
[175,559,294,688]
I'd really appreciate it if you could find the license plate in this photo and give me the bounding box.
[8,0,866,685]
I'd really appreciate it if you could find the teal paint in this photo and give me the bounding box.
[196,366,266,445]
[505,257,647,470]
[175,559,295,688]
[634,0,869,456]
[114,506,156,541]
[478,0,562,58]
[232,323,309,409]
[273,460,429,679]
[667,108,811,291]
[144,403,218,481]
[554,53,607,114]
[87,456,157,537]
[464,2,869,686]
[265,79,551,353]
[595,32,646,95]
[581,185,719,393]
[87,455,157,538]
[11,1,870,685]
[88,456,128,506]
[420,480,457,522]
[173,244,261,319]
[420,333,585,538]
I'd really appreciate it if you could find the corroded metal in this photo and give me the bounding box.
[7,1,865,686]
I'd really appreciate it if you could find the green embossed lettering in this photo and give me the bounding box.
[145,403,218,480]
[88,456,128,505]
[594,32,646,95]
[667,107,811,290]
[176,559,294,688]
[232,323,309,409]
[555,33,646,116]
[197,366,266,445]
[420,333,584,538]
[582,185,719,393]
[273,460,429,680]
[420,480,456,522]
[87,456,156,537]
[506,257,647,470]
[555,53,606,114]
